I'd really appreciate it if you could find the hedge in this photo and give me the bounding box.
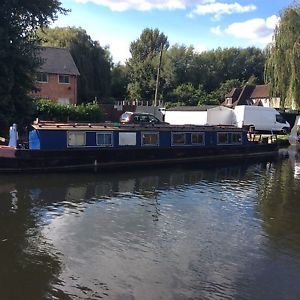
[34,99,104,122]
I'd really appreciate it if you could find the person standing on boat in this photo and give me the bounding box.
[8,123,18,148]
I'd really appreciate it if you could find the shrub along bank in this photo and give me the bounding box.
[34,99,104,123]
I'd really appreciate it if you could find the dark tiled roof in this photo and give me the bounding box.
[223,84,270,108]
[234,85,256,106]
[225,88,241,99]
[166,105,217,111]
[36,47,80,76]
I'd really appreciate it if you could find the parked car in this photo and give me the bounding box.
[120,112,169,124]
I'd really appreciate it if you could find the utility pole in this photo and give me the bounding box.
[154,43,164,107]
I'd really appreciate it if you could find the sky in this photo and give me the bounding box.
[53,0,294,64]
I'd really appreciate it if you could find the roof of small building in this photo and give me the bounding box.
[225,87,241,99]
[250,84,270,98]
[223,84,270,108]
[36,47,80,76]
[166,105,217,111]
[233,85,256,106]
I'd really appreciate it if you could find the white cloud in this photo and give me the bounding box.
[225,15,280,44]
[188,1,256,20]
[50,18,68,28]
[193,42,208,53]
[210,25,222,35]
[75,0,186,11]
[74,0,257,19]
[98,35,131,63]
[51,18,131,63]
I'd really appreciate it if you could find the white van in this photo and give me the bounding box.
[234,105,290,134]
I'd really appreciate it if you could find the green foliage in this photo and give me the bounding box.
[111,63,129,100]
[162,44,196,99]
[125,36,265,106]
[265,4,300,109]
[172,83,206,106]
[0,0,66,131]
[130,28,169,62]
[127,28,169,101]
[212,79,243,103]
[187,47,265,93]
[38,27,112,104]
[34,99,103,122]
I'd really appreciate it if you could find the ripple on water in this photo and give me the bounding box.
[3,160,300,300]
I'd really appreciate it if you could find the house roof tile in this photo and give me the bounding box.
[36,47,80,76]
[225,88,241,99]
[250,84,270,98]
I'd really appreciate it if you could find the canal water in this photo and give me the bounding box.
[1,149,300,300]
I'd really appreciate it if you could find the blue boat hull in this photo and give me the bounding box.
[0,143,278,173]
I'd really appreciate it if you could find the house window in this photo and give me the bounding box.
[36,72,48,83]
[232,133,242,144]
[142,132,159,146]
[217,133,229,144]
[67,131,86,147]
[172,132,186,145]
[97,133,113,147]
[59,74,70,84]
[192,133,204,145]
[58,98,70,105]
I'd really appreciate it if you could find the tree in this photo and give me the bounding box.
[212,79,243,103]
[0,0,66,132]
[38,27,112,104]
[111,63,129,100]
[189,47,265,93]
[130,28,169,62]
[172,83,207,106]
[160,46,264,105]
[265,4,300,109]
[127,28,169,101]
[162,44,195,101]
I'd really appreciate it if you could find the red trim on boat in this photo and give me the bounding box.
[0,146,17,158]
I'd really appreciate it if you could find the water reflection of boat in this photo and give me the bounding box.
[288,116,300,146]
[0,161,275,206]
[288,146,300,179]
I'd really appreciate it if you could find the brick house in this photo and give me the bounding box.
[31,47,80,105]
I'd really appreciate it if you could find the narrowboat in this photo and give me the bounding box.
[0,120,279,173]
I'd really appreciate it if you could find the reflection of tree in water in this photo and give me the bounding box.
[256,158,300,253]
[0,186,66,300]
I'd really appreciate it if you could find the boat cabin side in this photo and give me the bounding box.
[28,123,249,150]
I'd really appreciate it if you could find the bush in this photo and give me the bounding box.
[33,99,104,122]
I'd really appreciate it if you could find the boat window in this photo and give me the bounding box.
[172,132,186,145]
[119,132,136,146]
[97,132,113,147]
[217,133,229,145]
[68,131,86,147]
[142,132,159,146]
[192,133,204,145]
[232,133,242,144]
